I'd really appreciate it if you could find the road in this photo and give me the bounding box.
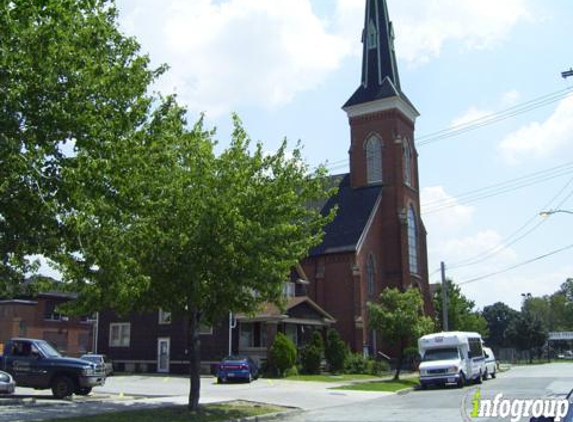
[278,364,573,422]
[0,363,571,421]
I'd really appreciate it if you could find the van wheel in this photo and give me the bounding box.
[482,370,488,381]
[475,372,483,384]
[51,376,74,399]
[491,370,496,379]
[457,373,465,388]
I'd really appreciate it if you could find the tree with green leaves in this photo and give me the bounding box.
[482,302,519,350]
[368,287,434,380]
[270,332,298,378]
[57,111,335,409]
[433,280,488,336]
[1,0,163,293]
[506,311,548,364]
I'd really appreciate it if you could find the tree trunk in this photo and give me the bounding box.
[187,308,201,411]
[393,339,404,381]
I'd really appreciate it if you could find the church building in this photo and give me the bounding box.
[301,0,433,356]
[96,0,433,373]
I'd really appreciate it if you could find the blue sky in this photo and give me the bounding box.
[115,0,573,310]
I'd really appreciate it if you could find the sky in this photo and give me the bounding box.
[112,0,573,311]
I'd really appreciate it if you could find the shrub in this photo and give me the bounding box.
[344,353,368,374]
[301,345,322,374]
[309,331,324,352]
[325,329,347,374]
[284,366,299,377]
[270,333,297,377]
[367,359,390,376]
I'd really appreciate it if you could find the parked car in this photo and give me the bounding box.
[216,356,259,383]
[0,370,16,395]
[482,346,497,379]
[80,354,114,376]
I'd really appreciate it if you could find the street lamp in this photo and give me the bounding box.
[562,68,573,79]
[539,209,573,219]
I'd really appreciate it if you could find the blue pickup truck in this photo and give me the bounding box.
[0,338,106,398]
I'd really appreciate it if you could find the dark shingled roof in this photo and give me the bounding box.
[310,174,381,256]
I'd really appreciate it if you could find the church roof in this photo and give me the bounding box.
[309,174,382,256]
[343,0,416,111]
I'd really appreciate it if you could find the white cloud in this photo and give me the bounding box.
[450,107,492,128]
[421,186,474,234]
[501,90,521,107]
[498,95,573,164]
[117,0,349,116]
[336,0,533,65]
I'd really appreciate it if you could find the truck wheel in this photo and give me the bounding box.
[457,373,465,388]
[75,387,92,396]
[51,376,74,399]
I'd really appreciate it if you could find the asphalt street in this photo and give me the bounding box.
[0,363,571,421]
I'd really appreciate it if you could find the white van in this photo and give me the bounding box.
[418,331,486,388]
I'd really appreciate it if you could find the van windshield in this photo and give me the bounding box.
[422,347,459,362]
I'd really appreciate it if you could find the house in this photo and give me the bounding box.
[0,291,95,357]
[98,265,335,374]
[97,0,433,373]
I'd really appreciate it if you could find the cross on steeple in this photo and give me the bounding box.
[344,0,413,109]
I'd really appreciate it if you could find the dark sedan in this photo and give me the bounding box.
[216,356,259,384]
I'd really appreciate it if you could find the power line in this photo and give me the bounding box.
[458,243,573,286]
[417,87,573,147]
[448,178,573,270]
[423,161,573,214]
[314,86,573,171]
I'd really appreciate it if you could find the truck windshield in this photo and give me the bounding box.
[36,340,62,358]
[422,347,459,362]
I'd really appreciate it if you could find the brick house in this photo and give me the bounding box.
[98,265,335,373]
[0,292,95,357]
[97,0,433,373]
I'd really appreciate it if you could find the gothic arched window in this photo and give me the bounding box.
[403,139,413,186]
[365,135,383,184]
[408,206,419,275]
[367,254,375,297]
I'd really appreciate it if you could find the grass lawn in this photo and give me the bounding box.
[285,373,391,383]
[43,401,287,422]
[331,378,419,392]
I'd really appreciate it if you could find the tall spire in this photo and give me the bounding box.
[344,0,412,110]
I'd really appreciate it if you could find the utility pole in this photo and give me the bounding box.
[441,261,449,332]
[562,68,573,79]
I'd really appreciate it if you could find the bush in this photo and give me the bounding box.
[284,366,299,377]
[367,359,390,376]
[344,353,368,374]
[270,333,297,377]
[325,330,347,374]
[301,345,322,374]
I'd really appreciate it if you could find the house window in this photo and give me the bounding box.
[365,135,383,184]
[283,282,296,298]
[109,323,131,347]
[199,323,213,335]
[158,309,172,324]
[284,324,298,346]
[44,301,62,321]
[239,322,266,348]
[408,206,419,275]
[403,139,413,186]
[367,255,375,298]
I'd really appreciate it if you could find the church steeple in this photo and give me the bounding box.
[343,0,414,111]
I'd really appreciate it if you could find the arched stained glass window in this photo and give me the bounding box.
[367,254,375,297]
[403,139,413,186]
[408,206,419,274]
[365,135,382,184]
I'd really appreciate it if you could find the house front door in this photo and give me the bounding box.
[157,338,170,373]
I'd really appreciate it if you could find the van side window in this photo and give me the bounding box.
[468,338,483,358]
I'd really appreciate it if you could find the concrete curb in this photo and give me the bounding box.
[227,409,303,422]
